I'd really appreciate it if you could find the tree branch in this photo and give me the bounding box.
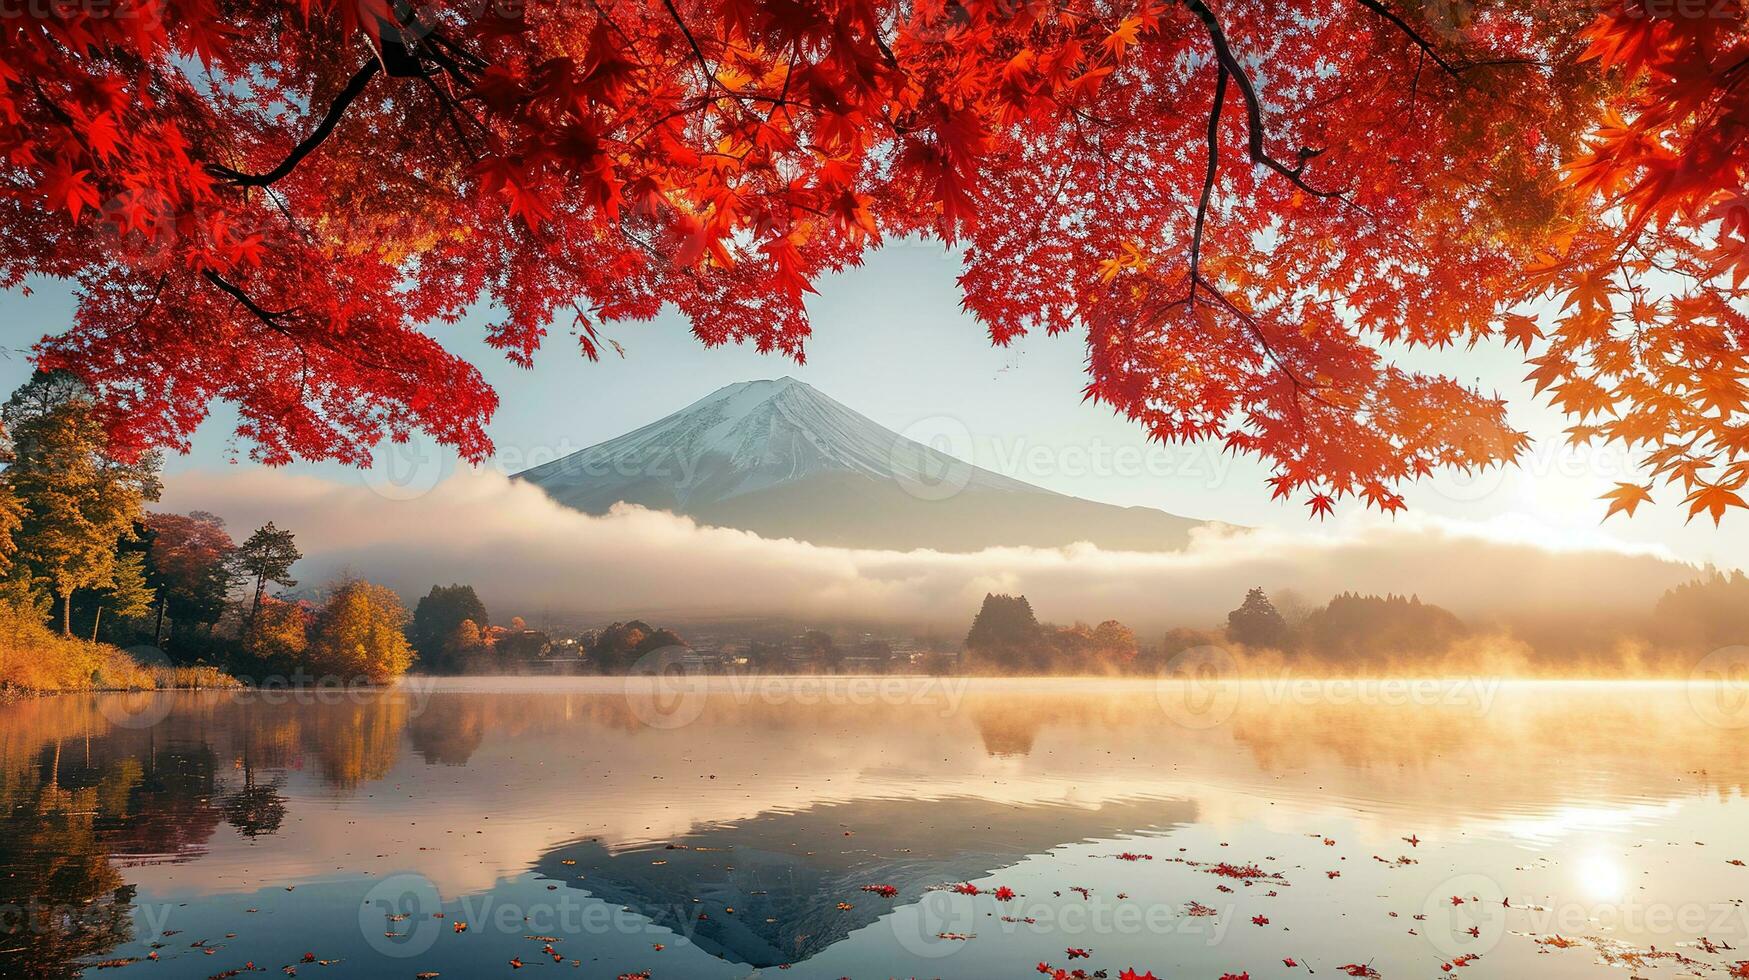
[207,60,382,187]
[1352,0,1459,74]
[1189,64,1229,308]
[1183,0,1344,199]
[202,269,295,323]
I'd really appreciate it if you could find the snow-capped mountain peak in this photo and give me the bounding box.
[513,378,1206,552]
[515,377,1042,511]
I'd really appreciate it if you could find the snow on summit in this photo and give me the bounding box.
[513,378,1206,552]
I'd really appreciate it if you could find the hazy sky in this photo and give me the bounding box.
[1,241,1742,569]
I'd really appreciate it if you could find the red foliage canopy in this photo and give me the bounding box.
[2,0,1746,519]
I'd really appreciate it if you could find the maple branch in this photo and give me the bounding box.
[207,60,382,187]
[1196,274,1343,413]
[1351,0,1459,75]
[661,0,719,93]
[202,269,296,324]
[1184,0,1343,200]
[1351,0,1543,75]
[203,269,404,377]
[1189,64,1229,308]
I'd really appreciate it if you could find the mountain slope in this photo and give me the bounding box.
[513,377,1209,551]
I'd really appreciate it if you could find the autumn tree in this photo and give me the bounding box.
[453,618,485,654]
[236,523,301,618]
[88,551,156,643]
[585,620,685,672]
[1,372,162,634]
[241,597,312,677]
[1225,587,1289,649]
[4,1,1746,523]
[143,511,238,646]
[307,579,415,682]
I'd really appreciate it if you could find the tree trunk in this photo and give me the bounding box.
[91,606,103,643]
[61,592,72,636]
[154,596,167,647]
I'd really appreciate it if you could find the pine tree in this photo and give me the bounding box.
[1226,587,1290,649]
[237,523,301,618]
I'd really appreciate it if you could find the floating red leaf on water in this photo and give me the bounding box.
[1338,965,1381,978]
[1403,835,1420,847]
[508,958,523,969]
[1219,974,1251,980]
[1539,935,1580,949]
[1066,947,1090,959]
[1209,862,1271,881]
[1283,958,1298,967]
[1252,915,1270,926]
[861,884,898,898]
[1118,971,1159,980]
[994,886,1017,901]
[1116,852,1153,861]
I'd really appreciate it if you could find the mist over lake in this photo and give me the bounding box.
[5,678,1747,978]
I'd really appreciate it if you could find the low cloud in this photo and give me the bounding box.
[163,469,1701,631]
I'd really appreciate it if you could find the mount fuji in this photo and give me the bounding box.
[512,378,1208,552]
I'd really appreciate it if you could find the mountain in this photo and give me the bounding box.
[512,377,1210,551]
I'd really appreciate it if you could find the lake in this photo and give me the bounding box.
[3,677,1747,978]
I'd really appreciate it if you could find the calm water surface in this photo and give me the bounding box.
[2,678,1747,978]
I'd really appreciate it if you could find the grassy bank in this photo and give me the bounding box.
[0,602,238,695]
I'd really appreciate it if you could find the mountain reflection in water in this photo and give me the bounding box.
[0,678,1743,979]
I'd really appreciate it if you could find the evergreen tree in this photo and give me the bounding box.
[1226,587,1290,649]
[409,583,490,672]
[2,371,161,634]
[964,593,1045,672]
[237,522,301,618]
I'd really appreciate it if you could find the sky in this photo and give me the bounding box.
[1,240,1743,573]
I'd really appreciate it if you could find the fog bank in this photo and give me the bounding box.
[163,469,1701,631]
